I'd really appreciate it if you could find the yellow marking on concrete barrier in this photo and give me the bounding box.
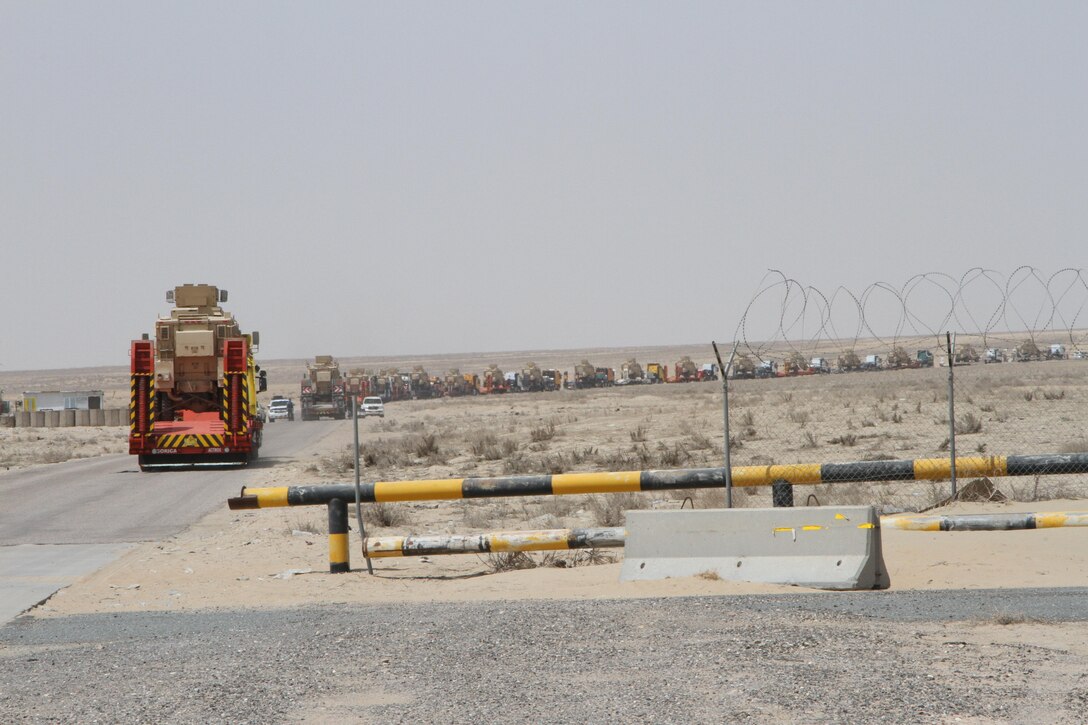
[773,527,794,533]
[858,522,875,529]
[247,487,289,508]
[835,513,846,520]
[801,525,824,531]
[551,471,641,495]
[329,533,349,564]
[374,479,465,502]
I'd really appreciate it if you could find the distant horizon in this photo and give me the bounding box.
[1,325,1083,378]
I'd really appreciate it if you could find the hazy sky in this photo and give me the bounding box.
[2,2,1086,370]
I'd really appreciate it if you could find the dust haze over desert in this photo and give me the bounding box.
[2,4,1087,371]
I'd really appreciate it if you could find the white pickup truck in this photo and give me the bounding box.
[267,397,294,422]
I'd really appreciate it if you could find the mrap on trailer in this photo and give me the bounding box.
[129,284,266,471]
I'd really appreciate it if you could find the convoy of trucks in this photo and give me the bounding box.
[116,283,1088,469]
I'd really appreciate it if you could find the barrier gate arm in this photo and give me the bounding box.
[227,452,1088,510]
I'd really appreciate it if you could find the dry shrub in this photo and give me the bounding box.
[656,443,691,468]
[788,408,810,427]
[569,446,598,465]
[829,433,857,447]
[288,514,323,535]
[539,454,570,474]
[363,502,410,528]
[469,431,498,457]
[686,432,713,450]
[697,570,722,581]
[588,492,650,526]
[322,446,357,476]
[629,425,648,442]
[530,421,557,442]
[599,449,639,470]
[484,551,536,572]
[360,439,411,468]
[800,431,818,449]
[502,454,535,475]
[411,433,442,458]
[955,412,983,434]
[540,549,617,568]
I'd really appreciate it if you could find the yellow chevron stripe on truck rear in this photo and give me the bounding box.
[153,434,225,448]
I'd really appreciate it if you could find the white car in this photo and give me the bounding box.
[267,398,293,422]
[359,396,385,418]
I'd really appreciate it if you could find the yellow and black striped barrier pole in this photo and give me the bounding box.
[882,511,1088,531]
[227,452,1088,510]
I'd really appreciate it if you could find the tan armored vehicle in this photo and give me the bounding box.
[301,356,346,420]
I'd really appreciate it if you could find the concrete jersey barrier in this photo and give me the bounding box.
[620,506,889,591]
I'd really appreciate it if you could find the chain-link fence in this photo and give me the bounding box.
[723,335,1088,513]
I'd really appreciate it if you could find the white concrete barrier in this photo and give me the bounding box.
[620,506,889,591]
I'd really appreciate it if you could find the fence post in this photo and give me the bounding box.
[712,341,738,508]
[351,396,374,574]
[947,331,958,499]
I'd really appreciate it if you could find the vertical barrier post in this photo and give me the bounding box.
[328,498,350,573]
[772,479,794,507]
[946,331,958,499]
[713,341,739,509]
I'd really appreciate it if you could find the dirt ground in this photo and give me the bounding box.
[4,347,1088,619]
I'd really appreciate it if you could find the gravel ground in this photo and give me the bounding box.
[2,591,1087,724]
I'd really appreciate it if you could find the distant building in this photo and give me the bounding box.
[22,390,105,412]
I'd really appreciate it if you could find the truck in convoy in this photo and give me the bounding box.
[300,356,348,420]
[129,284,266,471]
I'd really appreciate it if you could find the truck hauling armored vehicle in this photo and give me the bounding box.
[128,284,266,471]
[300,356,348,420]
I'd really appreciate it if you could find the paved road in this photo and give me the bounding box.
[0,421,342,620]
